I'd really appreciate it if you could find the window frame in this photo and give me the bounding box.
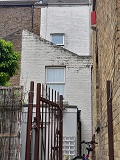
[50,33,65,46]
[46,66,65,84]
[45,66,66,97]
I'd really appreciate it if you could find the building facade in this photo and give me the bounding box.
[92,0,120,159]
[0,0,41,38]
[0,1,94,158]
[40,0,92,55]
[0,0,41,86]
[20,30,93,152]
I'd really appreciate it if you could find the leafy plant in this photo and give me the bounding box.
[0,39,20,86]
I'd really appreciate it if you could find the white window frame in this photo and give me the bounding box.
[45,67,65,97]
[50,33,65,46]
[46,67,65,84]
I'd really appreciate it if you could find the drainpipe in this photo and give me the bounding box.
[89,0,92,56]
[107,81,114,160]
[31,4,34,33]
[91,64,94,136]
[89,0,93,136]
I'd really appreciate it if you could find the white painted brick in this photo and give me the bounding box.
[20,30,92,145]
[40,6,91,56]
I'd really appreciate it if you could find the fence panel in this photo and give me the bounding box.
[0,86,23,160]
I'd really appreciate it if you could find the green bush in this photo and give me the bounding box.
[0,39,20,86]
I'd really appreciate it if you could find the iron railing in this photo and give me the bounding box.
[25,81,63,160]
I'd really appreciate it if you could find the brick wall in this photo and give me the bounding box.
[0,6,33,38]
[33,6,41,36]
[0,5,41,38]
[0,5,41,85]
[92,0,120,159]
[4,30,22,86]
[20,30,93,144]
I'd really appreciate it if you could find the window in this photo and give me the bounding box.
[51,34,64,46]
[46,67,65,98]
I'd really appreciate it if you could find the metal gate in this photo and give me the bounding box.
[25,81,63,160]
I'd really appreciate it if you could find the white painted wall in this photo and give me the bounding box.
[20,31,93,160]
[63,107,78,159]
[20,30,92,143]
[21,106,78,160]
[40,5,90,55]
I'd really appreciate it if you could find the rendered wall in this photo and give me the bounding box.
[40,5,91,56]
[21,106,78,160]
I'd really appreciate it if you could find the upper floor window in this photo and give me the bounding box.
[51,34,64,46]
[46,67,65,99]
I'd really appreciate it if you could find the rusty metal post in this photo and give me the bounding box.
[25,81,34,160]
[51,89,54,160]
[53,91,56,160]
[44,85,48,160]
[47,87,50,160]
[59,95,63,160]
[107,80,114,160]
[34,83,41,160]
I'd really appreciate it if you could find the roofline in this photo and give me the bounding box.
[34,2,92,7]
[0,4,34,6]
[39,37,92,59]
[0,1,91,6]
[22,30,92,60]
[47,3,91,5]
[0,1,39,6]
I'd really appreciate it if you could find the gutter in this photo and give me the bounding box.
[31,4,34,32]
[47,3,90,5]
[34,0,92,6]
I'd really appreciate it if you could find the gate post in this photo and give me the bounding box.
[107,81,114,160]
[34,83,41,160]
[59,95,63,160]
[25,81,34,160]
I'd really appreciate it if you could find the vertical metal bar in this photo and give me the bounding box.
[25,81,34,160]
[56,115,59,160]
[41,84,44,159]
[42,84,45,160]
[53,91,56,160]
[34,83,41,160]
[56,92,59,160]
[31,5,34,32]
[92,134,95,160]
[44,85,47,160]
[8,88,13,160]
[107,80,114,160]
[51,89,53,160]
[59,95,63,160]
[47,87,50,160]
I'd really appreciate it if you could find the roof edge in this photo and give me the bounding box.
[47,3,91,5]
[22,30,92,60]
